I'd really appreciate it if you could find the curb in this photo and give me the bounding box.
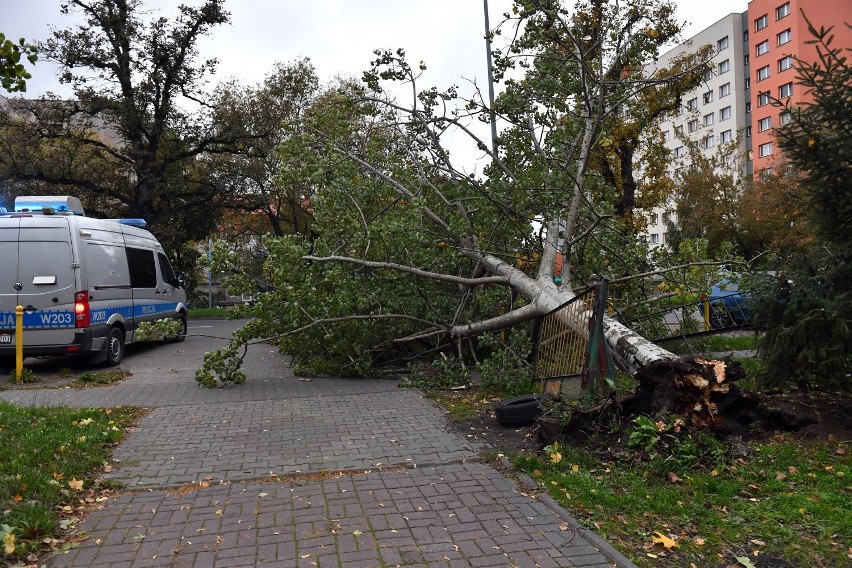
[497,455,639,568]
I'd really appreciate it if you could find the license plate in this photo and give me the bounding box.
[0,333,11,344]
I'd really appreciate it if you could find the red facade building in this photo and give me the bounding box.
[748,0,852,175]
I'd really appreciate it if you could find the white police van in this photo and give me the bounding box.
[0,196,188,367]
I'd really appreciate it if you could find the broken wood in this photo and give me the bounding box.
[540,356,818,444]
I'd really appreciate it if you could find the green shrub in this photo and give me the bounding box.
[402,354,471,389]
[476,328,536,397]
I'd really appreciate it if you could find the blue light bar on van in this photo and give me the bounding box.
[0,207,7,215]
[119,218,147,228]
[14,196,85,216]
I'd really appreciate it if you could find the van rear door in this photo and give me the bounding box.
[17,223,77,346]
[0,219,21,339]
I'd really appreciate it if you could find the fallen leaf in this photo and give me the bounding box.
[750,539,766,546]
[836,447,846,456]
[199,482,210,488]
[652,531,678,549]
[3,532,16,555]
[571,464,579,473]
[694,537,705,546]
[668,472,681,483]
[215,510,223,516]
[352,530,362,536]
[68,479,84,491]
[775,472,787,481]
[736,556,757,568]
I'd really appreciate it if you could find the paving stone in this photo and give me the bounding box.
[0,319,635,568]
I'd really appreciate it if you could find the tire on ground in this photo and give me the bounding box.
[494,394,550,427]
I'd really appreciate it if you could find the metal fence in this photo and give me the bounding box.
[533,281,614,399]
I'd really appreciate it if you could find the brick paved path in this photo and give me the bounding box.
[2,319,636,567]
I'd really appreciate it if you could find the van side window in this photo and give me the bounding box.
[157,253,178,287]
[126,248,157,288]
[85,244,130,287]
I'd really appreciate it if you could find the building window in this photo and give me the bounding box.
[703,90,714,104]
[720,82,731,97]
[758,91,771,106]
[720,129,733,144]
[720,106,732,120]
[718,36,729,51]
[650,234,659,245]
[662,130,670,141]
[651,213,660,225]
[776,2,790,20]
[662,211,672,224]
[743,30,749,43]
[758,116,772,132]
[719,59,730,74]
[777,29,792,46]
[756,40,770,56]
[704,135,716,149]
[688,119,700,133]
[745,77,751,89]
[778,55,793,72]
[779,82,793,98]
[746,126,752,137]
[703,68,714,82]
[724,154,735,166]
[744,53,750,65]
[758,142,773,157]
[704,113,715,127]
[675,146,685,158]
[755,15,768,31]
[687,98,698,111]
[675,125,684,135]
[757,65,770,81]
[780,110,793,125]
[745,101,752,113]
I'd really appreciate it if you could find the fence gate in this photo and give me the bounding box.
[533,278,615,399]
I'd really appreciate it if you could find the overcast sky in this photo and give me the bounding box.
[4,0,749,98]
[2,1,748,172]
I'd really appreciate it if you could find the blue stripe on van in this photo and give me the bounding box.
[133,302,180,319]
[0,310,75,329]
[1,303,180,330]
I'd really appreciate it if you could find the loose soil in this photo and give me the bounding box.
[446,388,851,456]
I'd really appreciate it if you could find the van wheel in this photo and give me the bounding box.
[104,327,125,366]
[170,314,187,343]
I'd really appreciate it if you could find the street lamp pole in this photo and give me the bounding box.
[483,0,498,156]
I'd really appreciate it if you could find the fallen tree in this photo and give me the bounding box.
[198,1,730,391]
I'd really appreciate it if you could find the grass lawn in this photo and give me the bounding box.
[0,401,143,564]
[513,431,849,567]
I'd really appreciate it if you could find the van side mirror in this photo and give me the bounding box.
[177,273,186,289]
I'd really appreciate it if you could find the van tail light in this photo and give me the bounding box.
[74,291,90,328]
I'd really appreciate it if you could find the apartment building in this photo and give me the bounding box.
[642,12,750,249]
[748,0,852,175]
